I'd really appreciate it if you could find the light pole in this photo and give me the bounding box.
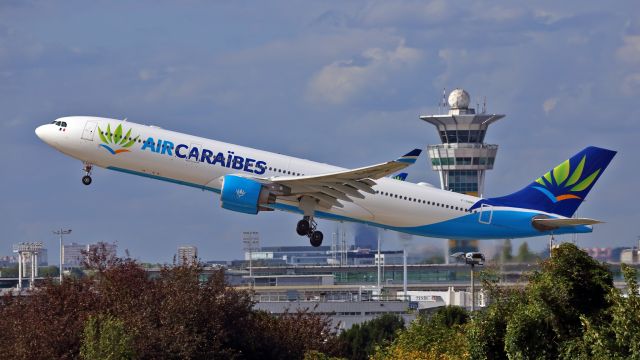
[53,229,71,283]
[451,252,485,311]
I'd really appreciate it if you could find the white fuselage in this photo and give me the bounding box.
[36,116,584,240]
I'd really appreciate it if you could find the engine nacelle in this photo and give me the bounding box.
[220,175,275,215]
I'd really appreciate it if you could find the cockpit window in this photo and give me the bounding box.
[50,121,57,124]
[61,122,67,127]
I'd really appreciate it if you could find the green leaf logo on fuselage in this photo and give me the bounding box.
[98,124,139,155]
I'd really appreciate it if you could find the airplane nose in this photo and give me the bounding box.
[35,125,45,140]
[35,124,55,146]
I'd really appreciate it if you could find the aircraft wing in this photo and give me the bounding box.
[266,149,421,209]
[532,217,603,230]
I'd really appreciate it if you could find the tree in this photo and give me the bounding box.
[527,243,613,340]
[566,264,640,359]
[501,239,513,262]
[372,307,469,359]
[338,314,404,360]
[504,302,558,359]
[80,314,134,360]
[0,254,339,359]
[516,242,536,263]
[466,274,528,360]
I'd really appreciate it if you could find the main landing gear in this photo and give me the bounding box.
[297,216,324,247]
[82,162,93,186]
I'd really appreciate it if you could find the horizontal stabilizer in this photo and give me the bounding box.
[532,217,602,231]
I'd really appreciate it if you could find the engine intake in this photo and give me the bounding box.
[220,175,275,214]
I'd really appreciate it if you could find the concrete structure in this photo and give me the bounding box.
[254,300,417,331]
[397,287,486,310]
[245,245,405,266]
[420,88,505,259]
[63,242,87,267]
[177,245,198,265]
[12,242,44,289]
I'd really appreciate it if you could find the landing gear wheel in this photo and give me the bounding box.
[82,162,94,186]
[296,219,311,236]
[310,231,323,247]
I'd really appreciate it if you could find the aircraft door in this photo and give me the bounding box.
[478,204,493,224]
[81,120,98,141]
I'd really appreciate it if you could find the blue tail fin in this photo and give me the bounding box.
[472,146,616,217]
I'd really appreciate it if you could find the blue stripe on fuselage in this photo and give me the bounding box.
[106,166,591,240]
[270,203,592,240]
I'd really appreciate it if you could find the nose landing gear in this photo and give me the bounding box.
[297,216,324,247]
[82,162,93,186]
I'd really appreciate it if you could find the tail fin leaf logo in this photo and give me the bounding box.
[533,155,601,203]
[98,124,139,155]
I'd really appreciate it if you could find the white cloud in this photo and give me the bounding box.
[616,35,640,63]
[306,41,422,105]
[622,73,640,95]
[543,97,558,115]
[358,0,454,27]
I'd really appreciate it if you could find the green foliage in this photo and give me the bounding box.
[504,302,557,359]
[372,243,631,359]
[528,243,613,339]
[467,287,525,360]
[372,307,469,359]
[430,305,469,328]
[338,313,404,360]
[563,264,640,359]
[80,314,134,360]
[0,265,18,278]
[516,242,537,263]
[38,266,60,277]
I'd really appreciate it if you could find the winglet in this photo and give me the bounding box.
[397,149,422,164]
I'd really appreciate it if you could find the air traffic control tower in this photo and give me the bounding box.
[420,88,505,259]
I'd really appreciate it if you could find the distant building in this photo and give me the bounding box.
[583,247,614,262]
[88,242,117,258]
[621,248,639,264]
[244,245,404,266]
[64,242,117,267]
[354,225,377,250]
[37,248,48,266]
[64,242,87,267]
[177,245,198,265]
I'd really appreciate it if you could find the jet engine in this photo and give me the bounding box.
[220,175,277,214]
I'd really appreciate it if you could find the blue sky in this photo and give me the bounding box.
[1,1,639,263]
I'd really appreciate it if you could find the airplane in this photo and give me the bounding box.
[35,116,616,247]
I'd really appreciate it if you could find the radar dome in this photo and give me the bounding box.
[448,88,470,109]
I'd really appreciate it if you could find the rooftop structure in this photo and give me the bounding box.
[420,88,505,195]
[420,88,505,258]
